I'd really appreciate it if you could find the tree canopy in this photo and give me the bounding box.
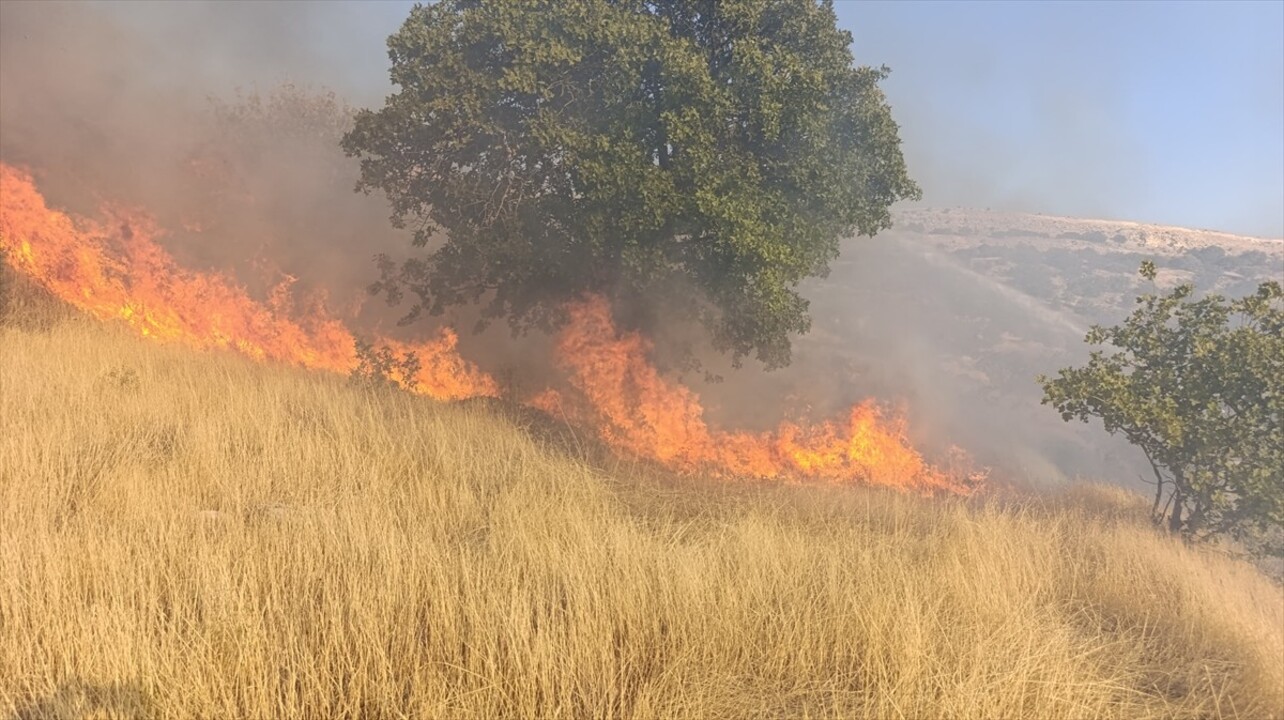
[1040,262,1284,555]
[342,0,919,368]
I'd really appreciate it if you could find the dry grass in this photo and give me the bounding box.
[1,313,1282,719]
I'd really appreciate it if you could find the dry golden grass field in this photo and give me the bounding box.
[1,294,1282,719]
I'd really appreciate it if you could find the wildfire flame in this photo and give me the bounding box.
[539,297,975,494]
[1,162,979,494]
[0,164,498,401]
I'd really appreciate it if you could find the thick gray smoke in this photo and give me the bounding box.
[0,1,563,388]
[0,1,405,304]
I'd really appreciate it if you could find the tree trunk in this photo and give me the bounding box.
[1186,497,1208,540]
[1168,489,1185,534]
[1146,454,1166,525]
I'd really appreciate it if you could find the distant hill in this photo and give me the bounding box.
[893,208,1281,325]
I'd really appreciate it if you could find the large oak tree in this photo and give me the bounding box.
[343,0,919,368]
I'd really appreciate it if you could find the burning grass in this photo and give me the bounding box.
[2,313,1281,719]
[0,163,982,493]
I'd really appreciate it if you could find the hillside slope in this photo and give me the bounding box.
[2,311,1281,719]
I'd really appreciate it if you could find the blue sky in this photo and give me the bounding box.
[832,1,1284,237]
[108,1,1284,237]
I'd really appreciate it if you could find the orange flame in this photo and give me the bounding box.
[2,162,978,494]
[546,297,977,494]
[0,163,498,401]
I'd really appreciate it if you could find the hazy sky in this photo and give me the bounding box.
[91,1,1284,238]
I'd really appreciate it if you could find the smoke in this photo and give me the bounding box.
[681,230,1130,487]
[1,2,396,303]
[2,2,584,383]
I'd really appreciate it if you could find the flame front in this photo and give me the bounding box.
[0,164,498,401]
[544,297,976,494]
[2,163,977,494]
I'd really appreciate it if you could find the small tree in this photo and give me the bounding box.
[342,0,919,369]
[1040,262,1284,554]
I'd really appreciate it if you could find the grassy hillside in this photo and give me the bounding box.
[1,308,1282,719]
